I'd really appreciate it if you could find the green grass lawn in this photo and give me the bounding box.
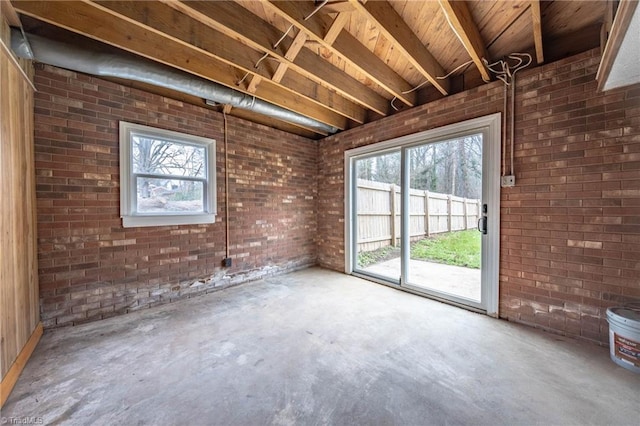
[357,229,481,269]
[411,230,480,269]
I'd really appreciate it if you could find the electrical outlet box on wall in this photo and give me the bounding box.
[501,175,516,187]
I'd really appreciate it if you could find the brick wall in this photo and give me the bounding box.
[318,49,640,344]
[34,64,317,328]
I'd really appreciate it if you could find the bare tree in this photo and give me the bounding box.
[133,137,204,199]
[408,135,482,198]
[357,134,482,198]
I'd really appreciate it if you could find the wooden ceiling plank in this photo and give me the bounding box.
[89,0,363,124]
[350,0,450,95]
[324,11,350,45]
[530,0,544,64]
[264,0,417,107]
[164,0,386,117]
[12,0,347,131]
[438,0,492,81]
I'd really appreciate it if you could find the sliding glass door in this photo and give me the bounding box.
[347,115,500,315]
[354,151,402,284]
[405,135,483,308]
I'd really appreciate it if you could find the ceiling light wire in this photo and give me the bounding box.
[273,25,295,49]
[236,72,251,86]
[390,96,400,111]
[483,53,532,176]
[390,59,475,110]
[254,52,270,69]
[437,59,475,80]
[304,0,328,20]
[402,80,430,94]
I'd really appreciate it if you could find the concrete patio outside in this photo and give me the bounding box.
[362,258,481,301]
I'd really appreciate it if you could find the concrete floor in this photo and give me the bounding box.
[3,267,639,425]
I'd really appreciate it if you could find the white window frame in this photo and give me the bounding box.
[119,121,216,228]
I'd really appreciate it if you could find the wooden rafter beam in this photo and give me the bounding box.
[246,75,262,94]
[164,0,387,117]
[324,11,350,45]
[438,0,491,82]
[530,0,544,64]
[12,0,347,132]
[351,0,450,95]
[264,0,417,107]
[88,0,362,125]
[323,1,355,14]
[272,29,307,83]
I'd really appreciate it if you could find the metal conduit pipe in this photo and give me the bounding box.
[11,30,338,135]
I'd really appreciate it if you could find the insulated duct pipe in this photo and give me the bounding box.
[11,30,338,135]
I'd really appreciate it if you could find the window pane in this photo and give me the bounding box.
[137,177,204,213]
[356,152,401,185]
[132,136,206,178]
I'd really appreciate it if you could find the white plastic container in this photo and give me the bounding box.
[606,306,640,373]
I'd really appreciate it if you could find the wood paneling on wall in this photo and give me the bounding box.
[0,14,41,406]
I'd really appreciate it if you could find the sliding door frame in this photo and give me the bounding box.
[344,113,501,316]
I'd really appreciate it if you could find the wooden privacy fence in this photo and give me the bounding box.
[357,179,481,252]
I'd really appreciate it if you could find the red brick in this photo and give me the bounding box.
[35,65,317,328]
[318,48,640,345]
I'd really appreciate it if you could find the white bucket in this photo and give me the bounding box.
[606,305,640,373]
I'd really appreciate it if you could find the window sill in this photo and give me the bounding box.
[122,214,216,228]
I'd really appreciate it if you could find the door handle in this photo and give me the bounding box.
[477,217,487,235]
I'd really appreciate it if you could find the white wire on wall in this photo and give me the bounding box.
[483,53,532,177]
[388,53,532,179]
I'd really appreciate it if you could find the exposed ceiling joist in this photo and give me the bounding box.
[246,74,262,95]
[91,0,364,125]
[351,0,450,95]
[163,0,387,118]
[264,0,417,107]
[271,29,307,84]
[12,0,348,132]
[323,11,351,45]
[323,1,355,14]
[530,0,544,64]
[438,0,491,82]
[9,0,610,138]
